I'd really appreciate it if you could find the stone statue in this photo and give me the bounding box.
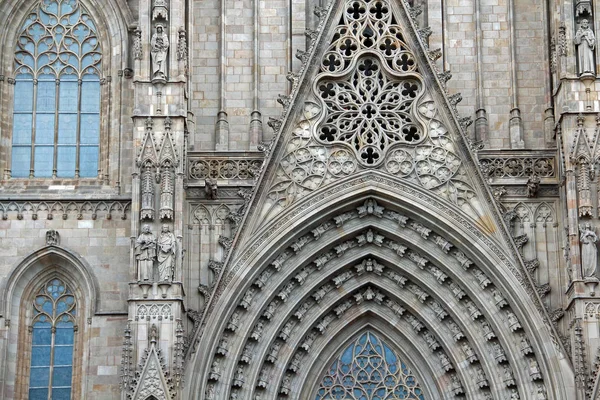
[580,223,598,278]
[135,224,157,281]
[157,224,177,281]
[151,24,169,80]
[575,19,596,75]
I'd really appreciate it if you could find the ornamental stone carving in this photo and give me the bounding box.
[580,223,598,278]
[151,24,169,81]
[575,19,596,75]
[45,229,59,246]
[157,224,177,282]
[135,224,157,281]
[262,0,478,220]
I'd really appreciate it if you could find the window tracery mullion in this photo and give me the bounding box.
[11,0,101,179]
[52,78,60,178]
[30,80,39,178]
[75,79,82,178]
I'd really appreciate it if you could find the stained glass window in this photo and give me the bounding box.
[315,331,426,400]
[12,0,101,178]
[29,278,76,400]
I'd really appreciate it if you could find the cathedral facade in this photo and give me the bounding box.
[0,0,597,398]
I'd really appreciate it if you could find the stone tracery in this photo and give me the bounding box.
[314,331,426,399]
[199,197,548,399]
[264,0,478,220]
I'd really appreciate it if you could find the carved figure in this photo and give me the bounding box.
[451,374,463,395]
[526,175,541,198]
[157,224,177,281]
[208,360,221,381]
[135,224,157,281]
[575,19,596,75]
[151,24,169,80]
[529,358,542,380]
[46,229,60,246]
[580,223,598,278]
[205,178,218,199]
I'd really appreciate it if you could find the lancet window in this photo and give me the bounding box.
[315,331,426,399]
[11,0,102,178]
[28,278,77,400]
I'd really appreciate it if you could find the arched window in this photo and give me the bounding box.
[29,278,77,400]
[12,0,102,179]
[315,331,426,399]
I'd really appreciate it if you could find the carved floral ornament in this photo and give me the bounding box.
[263,0,477,219]
[199,198,549,399]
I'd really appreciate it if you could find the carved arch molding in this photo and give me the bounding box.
[188,182,569,400]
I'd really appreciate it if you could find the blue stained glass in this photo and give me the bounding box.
[33,146,53,177]
[12,0,103,179]
[54,346,73,366]
[36,77,56,112]
[55,327,74,345]
[60,0,75,15]
[59,78,78,112]
[32,327,52,345]
[11,146,31,177]
[28,387,49,400]
[80,113,99,144]
[39,298,53,314]
[12,114,33,144]
[51,387,72,400]
[35,113,55,144]
[80,80,99,113]
[56,298,69,313]
[31,346,51,366]
[29,366,50,387]
[79,146,98,177]
[14,80,34,112]
[52,365,73,386]
[58,114,77,143]
[57,146,76,177]
[315,332,425,400]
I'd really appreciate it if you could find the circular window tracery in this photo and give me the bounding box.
[316,56,424,166]
[315,331,426,399]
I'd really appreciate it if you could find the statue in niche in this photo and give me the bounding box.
[575,19,596,75]
[157,224,177,281]
[151,24,169,81]
[580,223,598,278]
[135,224,157,281]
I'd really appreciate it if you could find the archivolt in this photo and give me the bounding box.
[188,176,571,399]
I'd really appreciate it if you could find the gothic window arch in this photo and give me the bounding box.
[10,0,102,179]
[314,331,426,400]
[28,277,77,399]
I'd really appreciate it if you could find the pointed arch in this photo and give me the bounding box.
[0,0,133,181]
[0,245,100,398]
[1,245,100,321]
[186,173,573,399]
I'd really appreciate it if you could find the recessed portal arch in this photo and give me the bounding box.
[186,173,573,399]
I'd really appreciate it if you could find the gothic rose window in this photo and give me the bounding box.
[315,331,426,399]
[29,278,77,399]
[317,56,424,165]
[11,0,102,178]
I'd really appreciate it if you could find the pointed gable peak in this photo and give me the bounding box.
[248,0,491,229]
[132,344,173,400]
